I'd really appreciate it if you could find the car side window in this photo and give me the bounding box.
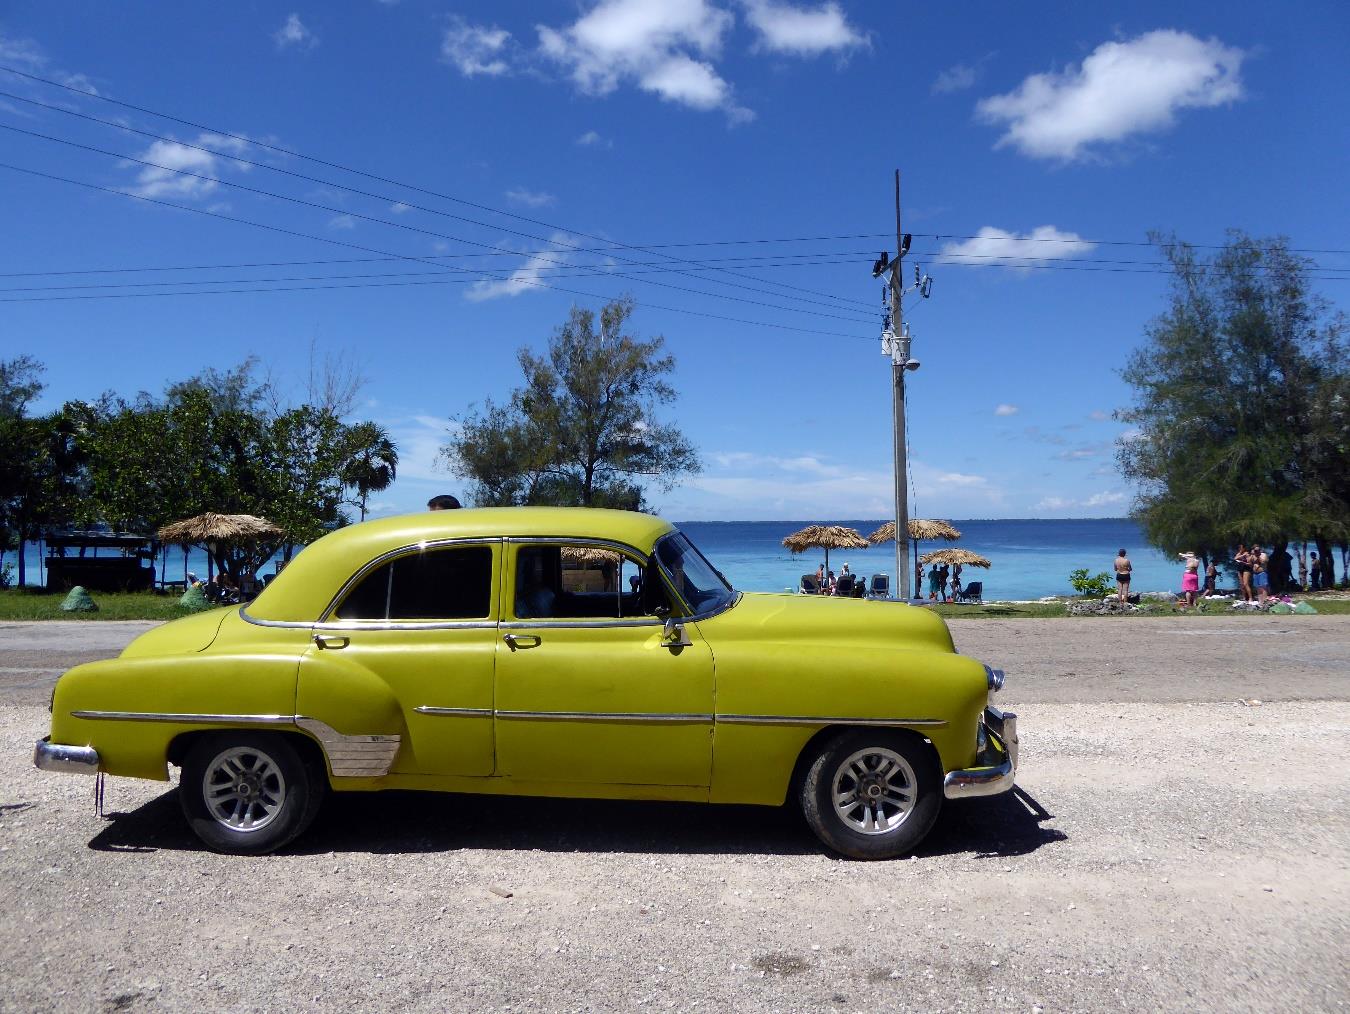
[334,545,493,621]
[514,544,669,620]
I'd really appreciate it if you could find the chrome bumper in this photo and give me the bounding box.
[33,737,100,775]
[943,707,1018,800]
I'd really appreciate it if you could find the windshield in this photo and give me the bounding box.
[655,531,735,615]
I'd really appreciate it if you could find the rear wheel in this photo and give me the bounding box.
[800,730,941,859]
[179,733,326,855]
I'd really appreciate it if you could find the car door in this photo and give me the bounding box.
[493,539,715,788]
[297,539,500,777]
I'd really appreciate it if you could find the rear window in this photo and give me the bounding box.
[334,545,492,620]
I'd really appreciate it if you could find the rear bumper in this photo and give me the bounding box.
[33,737,100,775]
[943,707,1018,800]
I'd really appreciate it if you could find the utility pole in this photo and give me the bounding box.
[872,170,930,601]
[890,171,910,600]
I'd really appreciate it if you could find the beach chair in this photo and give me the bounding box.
[835,574,855,596]
[800,574,820,595]
[955,581,983,604]
[869,574,889,599]
[851,578,866,598]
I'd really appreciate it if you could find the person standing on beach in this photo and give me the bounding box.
[951,562,963,600]
[936,564,950,603]
[1203,558,1217,597]
[1251,545,1270,604]
[1311,552,1321,591]
[815,564,826,594]
[927,564,941,600]
[1235,544,1252,601]
[1180,552,1200,608]
[1114,549,1132,603]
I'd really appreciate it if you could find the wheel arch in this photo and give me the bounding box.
[167,727,328,780]
[786,724,941,804]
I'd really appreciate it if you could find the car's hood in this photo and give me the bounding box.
[706,592,956,653]
[119,607,234,659]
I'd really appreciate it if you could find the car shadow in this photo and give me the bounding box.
[88,784,1064,860]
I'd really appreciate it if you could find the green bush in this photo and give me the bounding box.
[1069,568,1114,598]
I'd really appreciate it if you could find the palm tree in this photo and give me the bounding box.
[340,422,398,521]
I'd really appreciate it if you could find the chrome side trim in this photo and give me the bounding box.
[70,710,294,725]
[498,618,661,630]
[295,717,401,778]
[505,536,650,567]
[238,608,312,629]
[496,710,713,724]
[717,714,947,728]
[413,706,493,717]
[34,737,99,775]
[315,619,499,632]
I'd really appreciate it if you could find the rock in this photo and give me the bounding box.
[488,885,513,898]
[1066,598,1138,616]
[60,586,97,612]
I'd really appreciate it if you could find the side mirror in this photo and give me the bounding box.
[662,616,692,648]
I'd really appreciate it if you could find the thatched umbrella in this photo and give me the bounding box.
[866,519,962,544]
[782,524,869,576]
[919,548,992,568]
[869,519,962,598]
[157,513,284,588]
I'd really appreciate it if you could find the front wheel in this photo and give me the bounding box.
[799,730,942,860]
[179,733,326,855]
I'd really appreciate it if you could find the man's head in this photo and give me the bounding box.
[1312,552,1319,560]
[427,494,462,511]
[1119,549,1127,557]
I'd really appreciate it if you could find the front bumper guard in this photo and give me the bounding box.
[943,707,1018,800]
[33,737,100,775]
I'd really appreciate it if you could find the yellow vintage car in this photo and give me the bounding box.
[35,508,1017,858]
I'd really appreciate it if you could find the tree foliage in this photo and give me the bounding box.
[1118,232,1349,588]
[444,298,700,510]
[2,355,400,585]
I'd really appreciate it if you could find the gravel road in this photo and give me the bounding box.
[2,617,1348,1012]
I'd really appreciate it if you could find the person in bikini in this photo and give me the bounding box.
[1179,552,1201,608]
[1114,549,1132,603]
[1235,544,1251,602]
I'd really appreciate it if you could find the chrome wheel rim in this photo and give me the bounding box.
[202,746,287,833]
[831,747,917,835]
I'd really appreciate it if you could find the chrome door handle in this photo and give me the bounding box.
[313,633,350,650]
[503,633,541,650]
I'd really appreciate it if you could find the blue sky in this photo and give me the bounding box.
[2,1,1347,522]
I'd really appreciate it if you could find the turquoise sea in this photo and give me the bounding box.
[678,518,1181,600]
[10,517,1184,601]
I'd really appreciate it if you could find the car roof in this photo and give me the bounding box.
[245,507,677,623]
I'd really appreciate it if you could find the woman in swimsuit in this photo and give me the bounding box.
[1251,546,1270,604]
[1235,544,1251,602]
[1180,552,1201,608]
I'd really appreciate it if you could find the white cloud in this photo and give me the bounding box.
[739,0,866,56]
[994,403,1019,416]
[576,130,612,147]
[937,225,1095,271]
[1035,490,1126,512]
[274,14,317,51]
[505,188,556,208]
[328,214,356,230]
[121,133,251,200]
[536,0,751,120]
[0,32,99,94]
[932,61,977,94]
[976,29,1244,160]
[466,233,574,301]
[441,18,513,77]
[390,202,412,215]
[1089,409,1110,421]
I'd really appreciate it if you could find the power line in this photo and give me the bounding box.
[0,125,878,325]
[0,161,877,340]
[0,70,880,312]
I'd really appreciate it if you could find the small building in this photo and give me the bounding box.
[45,531,156,592]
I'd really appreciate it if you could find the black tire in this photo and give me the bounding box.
[179,733,326,855]
[799,729,942,860]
